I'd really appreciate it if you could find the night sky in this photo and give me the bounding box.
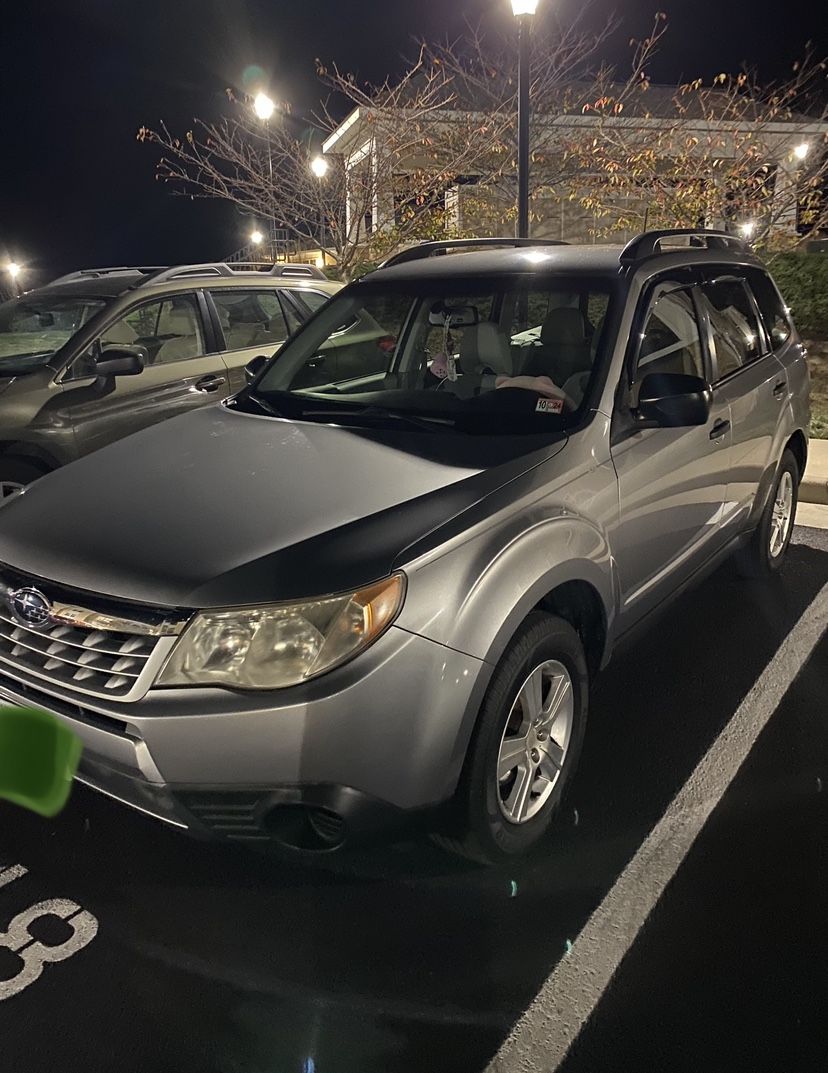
[1,0,825,284]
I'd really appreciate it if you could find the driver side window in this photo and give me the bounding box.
[632,286,704,400]
[68,295,205,379]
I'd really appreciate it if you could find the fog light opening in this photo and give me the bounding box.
[264,804,346,851]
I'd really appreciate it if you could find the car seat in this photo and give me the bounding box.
[521,307,592,385]
[153,309,202,364]
[455,323,512,395]
[102,319,138,346]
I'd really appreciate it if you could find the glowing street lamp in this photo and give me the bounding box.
[250,229,264,246]
[793,142,810,161]
[310,155,329,179]
[6,262,21,294]
[511,0,540,238]
[253,92,275,121]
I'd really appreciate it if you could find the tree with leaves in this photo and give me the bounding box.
[138,9,828,277]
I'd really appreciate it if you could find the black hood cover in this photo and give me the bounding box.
[0,405,564,608]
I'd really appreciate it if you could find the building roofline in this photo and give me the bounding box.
[323,107,363,154]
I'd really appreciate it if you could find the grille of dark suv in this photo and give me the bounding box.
[0,612,159,698]
[0,566,187,701]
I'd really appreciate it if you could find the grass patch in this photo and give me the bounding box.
[807,342,828,440]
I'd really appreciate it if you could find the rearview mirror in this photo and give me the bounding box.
[428,303,479,328]
[636,372,712,428]
[95,345,146,379]
[245,354,270,383]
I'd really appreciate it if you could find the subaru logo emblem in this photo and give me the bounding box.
[8,587,52,630]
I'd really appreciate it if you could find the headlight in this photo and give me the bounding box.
[156,575,405,691]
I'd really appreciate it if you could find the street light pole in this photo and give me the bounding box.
[512,0,538,239]
[517,14,531,239]
[310,155,329,266]
[253,92,277,260]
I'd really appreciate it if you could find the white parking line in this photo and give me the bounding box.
[488,582,828,1073]
[0,864,28,890]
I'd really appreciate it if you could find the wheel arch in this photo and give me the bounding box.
[0,440,62,475]
[784,429,807,482]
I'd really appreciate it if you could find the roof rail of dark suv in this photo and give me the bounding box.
[620,228,752,264]
[379,238,570,269]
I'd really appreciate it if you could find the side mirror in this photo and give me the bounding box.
[636,372,712,428]
[244,354,270,383]
[95,345,146,379]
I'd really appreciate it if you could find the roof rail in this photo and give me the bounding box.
[269,263,327,279]
[620,229,751,264]
[379,238,569,269]
[141,263,237,285]
[48,266,165,286]
[141,261,327,286]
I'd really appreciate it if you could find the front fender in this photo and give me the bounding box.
[396,503,618,797]
[397,503,617,668]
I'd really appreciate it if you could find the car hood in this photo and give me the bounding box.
[0,405,566,608]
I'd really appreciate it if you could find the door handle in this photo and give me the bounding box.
[195,374,226,393]
[709,419,730,441]
[772,380,787,400]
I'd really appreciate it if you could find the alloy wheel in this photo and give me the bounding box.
[769,470,794,559]
[496,659,574,825]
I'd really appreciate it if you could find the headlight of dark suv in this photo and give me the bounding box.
[157,575,405,690]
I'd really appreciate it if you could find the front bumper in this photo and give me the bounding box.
[0,625,489,847]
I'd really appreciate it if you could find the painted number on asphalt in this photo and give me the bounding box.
[0,863,98,1000]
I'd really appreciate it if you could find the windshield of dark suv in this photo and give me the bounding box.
[253,275,616,434]
[0,294,106,374]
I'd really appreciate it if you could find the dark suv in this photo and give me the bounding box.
[0,262,342,498]
[0,231,810,863]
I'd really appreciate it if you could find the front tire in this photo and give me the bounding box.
[436,612,588,864]
[735,449,799,579]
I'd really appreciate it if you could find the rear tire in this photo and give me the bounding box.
[435,612,588,864]
[0,458,49,502]
[735,449,799,579]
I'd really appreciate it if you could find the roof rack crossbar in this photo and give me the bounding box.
[620,229,751,264]
[379,238,569,269]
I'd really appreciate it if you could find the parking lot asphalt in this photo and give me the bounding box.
[0,525,825,1073]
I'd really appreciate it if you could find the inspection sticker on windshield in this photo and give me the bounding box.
[536,397,564,414]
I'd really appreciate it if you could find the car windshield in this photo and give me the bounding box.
[0,294,106,374]
[253,275,616,434]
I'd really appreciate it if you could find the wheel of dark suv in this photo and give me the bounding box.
[0,459,48,502]
[735,449,800,579]
[436,611,588,864]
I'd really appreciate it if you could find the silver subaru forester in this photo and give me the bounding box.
[0,231,810,862]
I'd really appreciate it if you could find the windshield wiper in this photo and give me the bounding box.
[299,405,456,432]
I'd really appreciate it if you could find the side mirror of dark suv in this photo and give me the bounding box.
[636,372,712,428]
[95,345,146,379]
[244,354,270,383]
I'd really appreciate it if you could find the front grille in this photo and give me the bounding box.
[0,565,187,702]
[0,669,131,735]
[0,612,158,698]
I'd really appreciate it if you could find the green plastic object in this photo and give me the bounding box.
[0,706,82,817]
